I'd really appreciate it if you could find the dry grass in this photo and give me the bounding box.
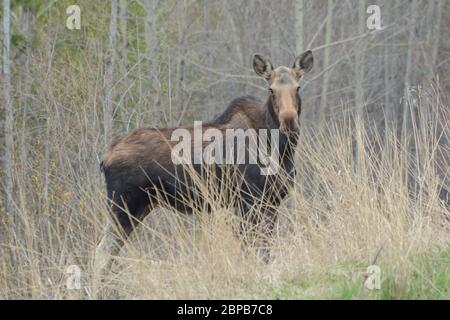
[0,79,448,299]
[1,0,449,301]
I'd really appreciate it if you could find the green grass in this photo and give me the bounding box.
[376,249,449,300]
[258,248,449,300]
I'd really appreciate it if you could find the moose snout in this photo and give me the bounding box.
[279,112,299,133]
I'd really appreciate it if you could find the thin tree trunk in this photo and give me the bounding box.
[384,4,392,139]
[144,0,161,111]
[2,0,14,214]
[225,7,244,100]
[295,0,304,54]
[174,1,187,115]
[402,0,419,139]
[354,0,366,177]
[425,0,435,78]
[355,0,366,119]
[318,0,333,125]
[402,0,419,193]
[203,0,214,120]
[118,0,128,130]
[19,10,32,198]
[431,0,442,69]
[103,0,118,143]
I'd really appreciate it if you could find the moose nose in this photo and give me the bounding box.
[279,113,299,133]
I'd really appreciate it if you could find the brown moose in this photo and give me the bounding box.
[95,51,313,273]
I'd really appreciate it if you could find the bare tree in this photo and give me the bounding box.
[355,0,366,119]
[103,0,118,142]
[2,0,13,214]
[354,0,366,176]
[318,0,334,125]
[384,4,392,134]
[143,0,161,109]
[431,0,443,70]
[402,0,419,138]
[118,0,129,130]
[294,0,304,54]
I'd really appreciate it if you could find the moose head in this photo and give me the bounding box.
[253,50,313,133]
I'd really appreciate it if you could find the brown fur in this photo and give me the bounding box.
[95,52,313,272]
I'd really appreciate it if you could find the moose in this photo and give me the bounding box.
[95,51,313,273]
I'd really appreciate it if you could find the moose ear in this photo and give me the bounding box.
[293,50,313,77]
[253,54,274,81]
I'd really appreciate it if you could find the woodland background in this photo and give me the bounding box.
[0,0,449,299]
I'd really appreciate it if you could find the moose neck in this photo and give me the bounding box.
[265,97,299,170]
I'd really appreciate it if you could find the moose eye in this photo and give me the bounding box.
[296,86,301,92]
[269,88,274,95]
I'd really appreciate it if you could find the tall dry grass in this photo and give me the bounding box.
[0,71,448,298]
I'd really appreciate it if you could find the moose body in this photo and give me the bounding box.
[95,51,313,273]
